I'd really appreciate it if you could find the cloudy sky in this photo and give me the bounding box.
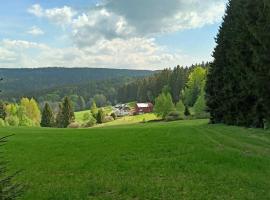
[0,0,227,70]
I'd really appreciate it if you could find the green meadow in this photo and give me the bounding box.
[1,119,270,199]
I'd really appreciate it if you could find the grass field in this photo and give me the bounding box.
[0,120,270,199]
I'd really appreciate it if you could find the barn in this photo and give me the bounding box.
[134,103,153,114]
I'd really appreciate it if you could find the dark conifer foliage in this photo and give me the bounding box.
[0,101,6,120]
[40,103,54,127]
[61,97,75,128]
[117,63,209,104]
[206,0,270,127]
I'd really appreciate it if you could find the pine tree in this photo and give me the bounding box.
[41,103,54,127]
[96,109,105,124]
[90,101,98,119]
[78,96,86,111]
[61,97,75,128]
[184,106,190,117]
[0,101,6,120]
[56,103,64,128]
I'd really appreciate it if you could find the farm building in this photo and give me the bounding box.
[113,104,131,117]
[135,103,153,114]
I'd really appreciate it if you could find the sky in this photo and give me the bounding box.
[0,0,228,70]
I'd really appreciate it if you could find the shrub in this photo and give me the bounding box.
[6,116,19,127]
[184,106,191,116]
[82,112,91,122]
[165,111,183,121]
[68,122,80,128]
[0,118,6,127]
[82,116,96,128]
[110,112,117,120]
[96,109,105,124]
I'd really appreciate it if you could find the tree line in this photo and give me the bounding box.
[206,0,270,128]
[117,62,210,104]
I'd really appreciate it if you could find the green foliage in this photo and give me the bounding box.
[193,91,209,119]
[110,112,116,120]
[93,94,107,107]
[82,112,91,122]
[20,98,41,126]
[90,101,98,118]
[206,0,270,127]
[165,111,183,121]
[0,118,6,127]
[78,96,86,111]
[41,103,55,127]
[6,115,19,127]
[0,101,6,120]
[82,115,96,128]
[96,109,105,124]
[56,104,64,128]
[184,106,191,117]
[176,99,185,116]
[182,67,206,107]
[61,97,75,128]
[154,92,175,119]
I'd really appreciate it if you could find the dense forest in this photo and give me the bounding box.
[118,62,210,104]
[206,0,270,128]
[0,68,153,99]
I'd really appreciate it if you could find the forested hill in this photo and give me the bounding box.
[0,68,154,99]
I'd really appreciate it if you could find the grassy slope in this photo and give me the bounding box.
[0,120,270,199]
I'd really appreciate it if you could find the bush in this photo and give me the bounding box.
[110,113,117,120]
[82,112,91,122]
[165,111,183,121]
[96,109,105,124]
[0,118,6,127]
[103,116,114,123]
[68,122,80,128]
[184,106,191,116]
[82,116,96,128]
[6,116,19,127]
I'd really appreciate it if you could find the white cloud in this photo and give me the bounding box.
[19,1,227,68]
[27,26,44,35]
[28,4,76,25]
[2,39,48,50]
[0,38,200,69]
[0,47,16,63]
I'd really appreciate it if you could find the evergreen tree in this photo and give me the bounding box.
[0,101,6,120]
[90,101,98,118]
[56,103,64,128]
[96,109,105,124]
[184,106,190,117]
[41,103,54,127]
[206,0,268,127]
[61,97,75,128]
[176,99,185,116]
[78,96,86,111]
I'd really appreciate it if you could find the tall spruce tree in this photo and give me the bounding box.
[40,103,54,127]
[0,101,6,120]
[61,97,75,128]
[206,0,269,127]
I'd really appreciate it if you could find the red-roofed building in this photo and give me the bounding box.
[134,103,153,114]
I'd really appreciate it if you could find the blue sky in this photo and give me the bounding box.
[0,0,227,69]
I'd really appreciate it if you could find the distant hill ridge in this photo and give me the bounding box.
[0,67,155,100]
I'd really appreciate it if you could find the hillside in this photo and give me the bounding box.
[0,68,154,100]
[1,120,270,199]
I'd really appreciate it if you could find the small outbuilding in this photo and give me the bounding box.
[134,103,153,114]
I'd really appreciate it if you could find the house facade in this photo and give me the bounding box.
[134,103,153,114]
